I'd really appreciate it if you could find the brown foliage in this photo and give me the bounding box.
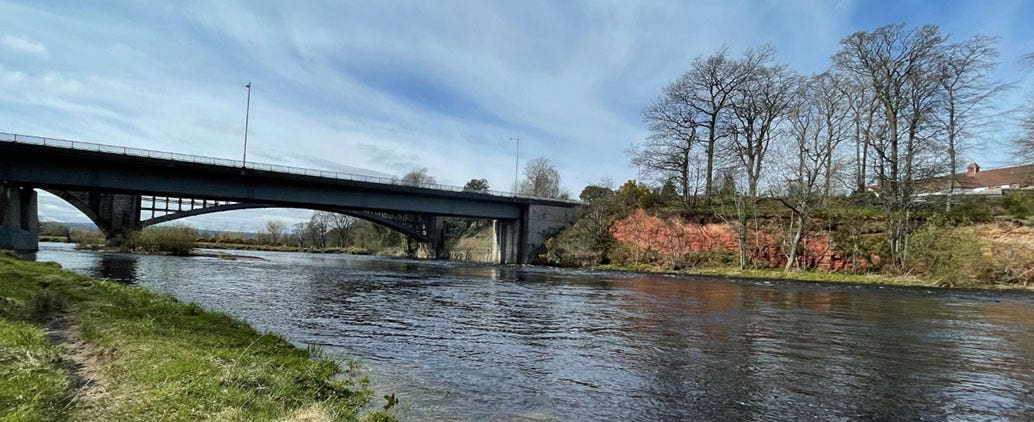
[609,210,866,271]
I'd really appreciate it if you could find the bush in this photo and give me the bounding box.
[1002,191,1034,220]
[71,230,106,250]
[908,223,990,286]
[127,225,198,255]
[988,240,1034,286]
[676,249,739,269]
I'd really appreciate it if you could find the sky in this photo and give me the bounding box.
[2,0,1032,232]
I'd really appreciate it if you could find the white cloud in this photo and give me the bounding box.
[1,34,48,57]
[3,1,1029,228]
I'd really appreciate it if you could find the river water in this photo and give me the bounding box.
[34,242,1034,420]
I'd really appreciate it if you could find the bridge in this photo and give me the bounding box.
[0,132,578,263]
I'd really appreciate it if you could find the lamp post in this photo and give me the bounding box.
[242,82,251,167]
[509,137,519,196]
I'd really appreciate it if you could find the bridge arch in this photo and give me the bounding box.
[139,202,436,243]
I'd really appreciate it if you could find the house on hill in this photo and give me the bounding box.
[918,162,1034,197]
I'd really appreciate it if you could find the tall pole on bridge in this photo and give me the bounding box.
[509,137,519,196]
[242,82,252,168]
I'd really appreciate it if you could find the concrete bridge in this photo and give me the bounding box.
[0,132,578,263]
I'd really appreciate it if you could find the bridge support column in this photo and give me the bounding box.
[492,219,520,264]
[417,217,447,259]
[0,185,39,252]
[47,190,141,246]
[100,194,142,246]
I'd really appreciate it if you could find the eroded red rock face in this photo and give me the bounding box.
[608,210,869,271]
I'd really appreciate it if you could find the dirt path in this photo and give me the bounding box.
[44,314,108,408]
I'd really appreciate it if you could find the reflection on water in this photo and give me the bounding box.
[96,253,138,282]
[36,242,1034,421]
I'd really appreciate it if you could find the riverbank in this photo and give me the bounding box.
[596,263,1034,292]
[0,252,395,421]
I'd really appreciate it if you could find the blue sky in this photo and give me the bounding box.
[2,0,1031,231]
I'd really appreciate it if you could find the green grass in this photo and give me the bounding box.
[0,319,70,421]
[597,263,956,289]
[0,254,394,421]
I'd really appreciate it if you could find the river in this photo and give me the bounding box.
[34,242,1034,420]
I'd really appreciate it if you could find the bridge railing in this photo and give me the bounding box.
[0,132,580,204]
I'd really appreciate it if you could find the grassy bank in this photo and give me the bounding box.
[596,263,1034,291]
[0,253,394,421]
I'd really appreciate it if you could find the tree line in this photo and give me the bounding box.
[622,23,1029,271]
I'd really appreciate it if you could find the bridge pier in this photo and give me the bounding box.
[492,219,521,264]
[47,190,141,246]
[0,185,39,252]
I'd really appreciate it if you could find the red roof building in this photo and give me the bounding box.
[919,162,1034,196]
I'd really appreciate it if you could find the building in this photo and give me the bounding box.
[918,162,1034,197]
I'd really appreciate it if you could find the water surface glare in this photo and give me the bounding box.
[36,243,1034,420]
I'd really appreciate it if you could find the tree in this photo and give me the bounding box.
[518,157,562,198]
[1018,52,1034,161]
[834,23,948,268]
[325,213,357,247]
[935,34,1008,211]
[304,212,330,249]
[837,73,880,194]
[400,168,437,188]
[782,73,850,270]
[263,220,286,245]
[726,47,794,199]
[633,90,699,201]
[719,47,795,269]
[680,48,769,198]
[463,178,490,193]
[579,185,614,203]
[546,186,623,265]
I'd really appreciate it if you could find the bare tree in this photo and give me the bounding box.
[721,48,795,268]
[837,74,881,194]
[263,220,286,245]
[632,87,700,201]
[726,48,794,199]
[400,168,437,188]
[305,212,331,249]
[670,48,766,198]
[936,34,1009,210]
[1018,52,1034,161]
[325,212,356,247]
[519,157,562,198]
[834,23,948,268]
[782,73,850,271]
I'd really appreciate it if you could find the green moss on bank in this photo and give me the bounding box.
[0,254,393,421]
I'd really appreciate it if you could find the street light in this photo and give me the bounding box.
[242,82,252,168]
[509,137,519,196]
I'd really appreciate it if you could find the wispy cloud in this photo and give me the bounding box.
[2,0,1031,228]
[1,34,48,57]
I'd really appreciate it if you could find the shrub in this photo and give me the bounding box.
[127,225,198,255]
[72,230,106,250]
[1001,191,1034,220]
[908,223,990,286]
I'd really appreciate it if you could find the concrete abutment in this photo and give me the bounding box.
[493,203,577,264]
[0,185,39,252]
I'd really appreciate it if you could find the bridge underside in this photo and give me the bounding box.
[0,141,578,263]
[4,187,573,264]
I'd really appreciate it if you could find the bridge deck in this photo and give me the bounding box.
[0,132,577,220]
